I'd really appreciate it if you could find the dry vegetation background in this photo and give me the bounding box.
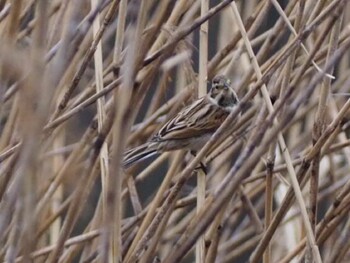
[1,0,350,262]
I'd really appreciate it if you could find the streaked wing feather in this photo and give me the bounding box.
[152,97,229,141]
[123,143,158,167]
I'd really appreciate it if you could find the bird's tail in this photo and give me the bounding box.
[123,143,158,168]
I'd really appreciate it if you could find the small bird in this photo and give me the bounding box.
[123,75,239,168]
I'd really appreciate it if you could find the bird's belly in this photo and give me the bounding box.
[187,133,213,151]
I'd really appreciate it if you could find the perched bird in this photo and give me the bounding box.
[123,75,239,168]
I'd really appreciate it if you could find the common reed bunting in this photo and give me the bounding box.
[123,75,239,167]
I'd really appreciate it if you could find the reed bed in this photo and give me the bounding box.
[1,0,350,262]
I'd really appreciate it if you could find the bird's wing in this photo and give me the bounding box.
[123,143,158,168]
[153,97,229,141]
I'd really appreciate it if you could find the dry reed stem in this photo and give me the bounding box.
[196,0,208,262]
[263,144,275,263]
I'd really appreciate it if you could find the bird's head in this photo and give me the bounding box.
[209,75,239,109]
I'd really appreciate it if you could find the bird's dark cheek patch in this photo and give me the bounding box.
[232,94,237,104]
[218,96,225,107]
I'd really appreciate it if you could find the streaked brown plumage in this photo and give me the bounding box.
[123,75,239,167]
